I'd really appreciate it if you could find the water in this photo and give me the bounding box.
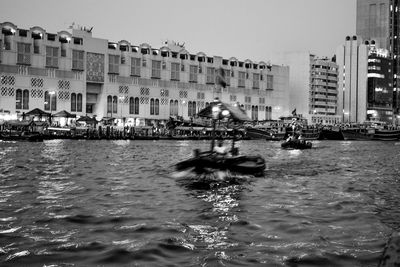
[0,139,399,266]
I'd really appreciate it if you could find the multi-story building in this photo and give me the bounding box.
[356,0,400,122]
[367,45,394,122]
[273,52,340,125]
[336,36,393,123]
[336,36,369,123]
[0,22,290,126]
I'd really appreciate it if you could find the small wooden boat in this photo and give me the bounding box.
[176,150,266,177]
[281,139,312,149]
[175,99,266,177]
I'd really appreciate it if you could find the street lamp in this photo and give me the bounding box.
[181,100,186,119]
[118,95,125,126]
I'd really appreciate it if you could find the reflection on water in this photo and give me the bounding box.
[0,140,399,266]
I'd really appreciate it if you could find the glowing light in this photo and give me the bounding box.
[221,110,230,117]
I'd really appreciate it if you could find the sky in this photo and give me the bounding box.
[0,0,356,63]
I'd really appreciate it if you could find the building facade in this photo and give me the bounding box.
[0,22,290,126]
[336,36,369,123]
[367,46,394,122]
[336,35,394,123]
[356,0,400,120]
[273,52,340,125]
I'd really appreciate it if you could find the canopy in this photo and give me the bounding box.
[76,116,98,124]
[101,117,115,122]
[25,108,50,117]
[197,100,251,122]
[53,110,76,118]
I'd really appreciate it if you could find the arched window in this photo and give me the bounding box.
[188,101,193,117]
[44,91,57,111]
[16,89,22,109]
[174,100,179,116]
[192,101,196,116]
[44,91,50,111]
[107,95,112,113]
[134,97,139,114]
[129,97,134,114]
[71,93,77,112]
[51,92,57,111]
[22,90,29,109]
[155,99,159,115]
[170,99,174,116]
[150,98,155,115]
[112,96,118,114]
[77,93,82,112]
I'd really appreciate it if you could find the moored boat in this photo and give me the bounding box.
[341,122,400,141]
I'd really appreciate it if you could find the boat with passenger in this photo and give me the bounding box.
[281,138,312,149]
[174,99,266,177]
[280,114,321,140]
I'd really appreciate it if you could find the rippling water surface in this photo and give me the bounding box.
[0,139,400,266]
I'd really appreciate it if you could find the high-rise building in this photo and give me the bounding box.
[0,22,290,125]
[273,52,340,125]
[356,0,400,121]
[336,36,369,123]
[336,35,393,123]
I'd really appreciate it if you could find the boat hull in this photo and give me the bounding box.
[341,128,400,141]
[281,139,312,149]
[175,152,266,177]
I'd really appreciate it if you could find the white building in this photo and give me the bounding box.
[336,36,369,123]
[0,22,290,125]
[272,52,340,125]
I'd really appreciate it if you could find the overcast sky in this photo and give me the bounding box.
[1,0,356,63]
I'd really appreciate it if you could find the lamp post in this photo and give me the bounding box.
[181,100,186,119]
[49,91,55,124]
[119,95,125,126]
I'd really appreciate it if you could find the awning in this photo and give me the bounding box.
[53,110,76,118]
[197,100,251,122]
[25,108,50,117]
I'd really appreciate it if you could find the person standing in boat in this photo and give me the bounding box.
[214,139,229,156]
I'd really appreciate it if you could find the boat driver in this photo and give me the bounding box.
[214,139,229,156]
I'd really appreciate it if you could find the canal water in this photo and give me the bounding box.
[0,139,399,266]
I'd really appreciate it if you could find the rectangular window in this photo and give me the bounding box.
[267,75,273,90]
[238,71,246,87]
[253,73,260,89]
[72,50,84,70]
[108,54,120,74]
[152,60,161,78]
[171,62,180,81]
[46,46,58,68]
[17,42,31,65]
[206,67,215,84]
[33,40,40,54]
[0,40,2,62]
[4,36,11,50]
[131,57,141,76]
[189,65,198,82]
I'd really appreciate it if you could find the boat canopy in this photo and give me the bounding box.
[197,100,251,122]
